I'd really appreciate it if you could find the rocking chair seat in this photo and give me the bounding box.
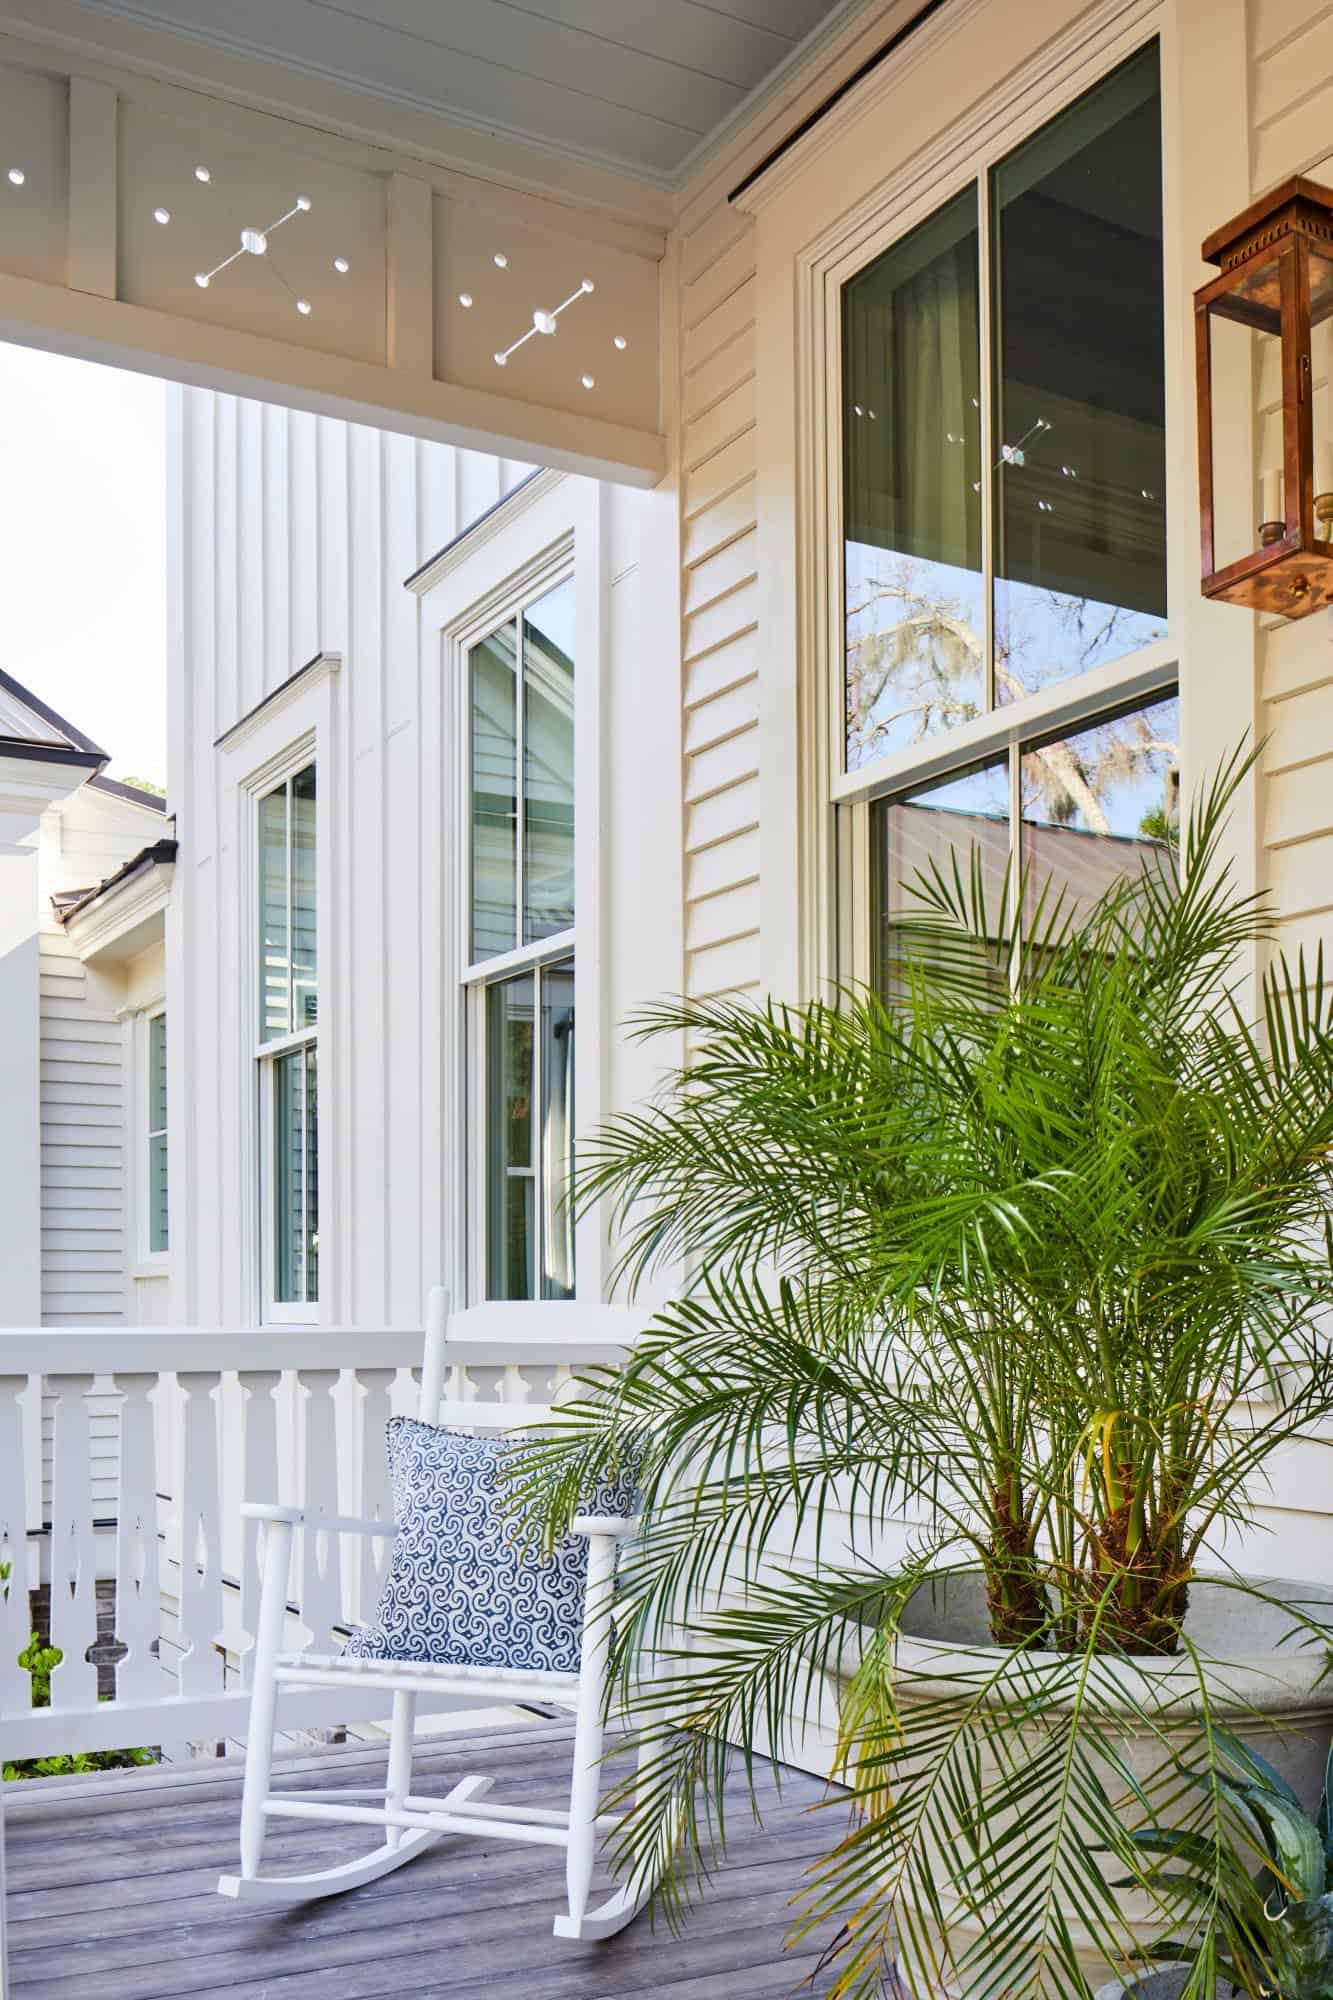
[272,1648,580,1704]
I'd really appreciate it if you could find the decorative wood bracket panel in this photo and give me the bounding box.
[0,36,667,484]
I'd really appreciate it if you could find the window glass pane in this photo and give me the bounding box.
[471,623,519,963]
[291,765,317,1031]
[523,578,576,943]
[148,1012,167,1134]
[259,784,290,1041]
[486,973,535,1300]
[149,1137,169,1255]
[873,757,1010,1000]
[539,958,576,1301]
[274,1044,318,1305]
[148,1013,168,1253]
[1020,693,1180,931]
[993,44,1167,701]
[844,189,983,770]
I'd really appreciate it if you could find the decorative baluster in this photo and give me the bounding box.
[174,1372,224,1698]
[354,1369,395,1627]
[46,1375,99,1709]
[111,1374,162,1705]
[467,1365,505,1413]
[298,1370,342,1653]
[237,1372,281,1690]
[0,1376,32,1716]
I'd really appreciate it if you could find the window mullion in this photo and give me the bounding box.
[515,613,526,955]
[285,775,295,1034]
[978,167,997,715]
[1008,740,1023,996]
[532,960,543,1301]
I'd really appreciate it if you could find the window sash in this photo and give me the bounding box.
[465,575,574,973]
[258,763,317,1044]
[477,954,575,1304]
[262,1032,319,1313]
[856,684,1180,995]
[833,37,1169,804]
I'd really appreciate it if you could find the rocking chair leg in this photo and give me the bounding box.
[384,1690,416,1851]
[560,1533,615,1939]
[553,1722,658,1942]
[239,1515,294,1878]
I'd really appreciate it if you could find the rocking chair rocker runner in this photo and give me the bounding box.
[218,1289,657,1940]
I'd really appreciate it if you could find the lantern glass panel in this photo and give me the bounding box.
[1205,255,1282,573]
[1310,250,1333,534]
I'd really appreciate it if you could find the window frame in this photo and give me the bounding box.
[828,33,1175,802]
[807,15,1183,992]
[455,544,580,1304]
[251,741,321,1327]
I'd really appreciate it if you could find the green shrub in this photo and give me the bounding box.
[1,1559,155,1781]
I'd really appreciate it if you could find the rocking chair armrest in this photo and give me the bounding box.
[241,1502,398,1540]
[571,1514,641,1542]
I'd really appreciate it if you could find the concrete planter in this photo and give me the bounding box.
[868,1571,1333,2000]
[1093,1973,1242,2000]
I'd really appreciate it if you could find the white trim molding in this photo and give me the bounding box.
[61,852,174,964]
[215,653,341,757]
[405,470,566,599]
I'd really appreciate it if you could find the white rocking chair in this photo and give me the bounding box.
[218,1289,657,1940]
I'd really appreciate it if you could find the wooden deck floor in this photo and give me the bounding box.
[4,1717,855,1999]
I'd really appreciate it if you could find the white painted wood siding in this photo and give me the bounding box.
[678,196,763,1003]
[1249,0,1333,971]
[37,786,169,1329]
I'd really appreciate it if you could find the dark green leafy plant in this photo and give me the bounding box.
[511,747,1333,2000]
[1,1559,154,1781]
[1123,1732,1333,1999]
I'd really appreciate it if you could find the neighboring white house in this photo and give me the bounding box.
[0,669,173,1334]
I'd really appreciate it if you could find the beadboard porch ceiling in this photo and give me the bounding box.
[75,0,868,184]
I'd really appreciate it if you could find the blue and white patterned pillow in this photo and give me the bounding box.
[342,1418,639,1676]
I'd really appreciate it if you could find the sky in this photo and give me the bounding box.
[0,341,167,786]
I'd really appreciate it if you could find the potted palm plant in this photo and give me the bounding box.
[515,749,1333,2000]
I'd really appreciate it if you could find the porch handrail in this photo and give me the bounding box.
[0,1316,609,1771]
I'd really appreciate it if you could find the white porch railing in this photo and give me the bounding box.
[0,1326,588,1766]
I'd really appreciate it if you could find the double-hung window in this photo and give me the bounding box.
[256,762,318,1319]
[464,575,576,1301]
[835,42,1179,980]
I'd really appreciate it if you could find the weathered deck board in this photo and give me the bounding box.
[5,1718,854,1998]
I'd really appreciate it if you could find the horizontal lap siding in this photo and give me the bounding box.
[1251,0,1333,964]
[680,202,761,1002]
[39,933,126,1513]
[39,938,125,1327]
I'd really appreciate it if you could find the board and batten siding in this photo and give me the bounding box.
[1249,0,1333,974]
[167,387,534,1329]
